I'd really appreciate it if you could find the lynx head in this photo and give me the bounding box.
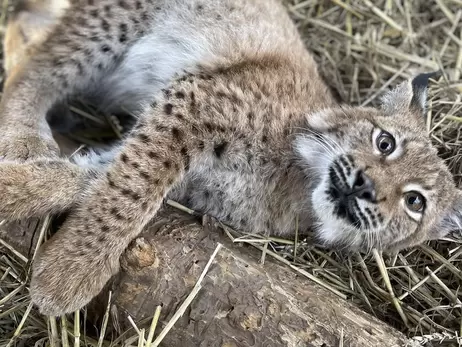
[295,72,462,253]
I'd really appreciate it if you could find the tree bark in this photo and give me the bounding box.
[0,208,410,347]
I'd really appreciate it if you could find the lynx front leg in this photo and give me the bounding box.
[0,1,141,160]
[0,147,116,219]
[30,90,211,315]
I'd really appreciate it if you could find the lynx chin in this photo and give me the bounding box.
[0,0,461,316]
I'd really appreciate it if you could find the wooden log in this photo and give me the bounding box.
[1,208,410,347]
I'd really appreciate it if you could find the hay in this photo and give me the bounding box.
[1,0,462,346]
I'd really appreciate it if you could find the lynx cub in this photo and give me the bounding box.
[1,0,461,316]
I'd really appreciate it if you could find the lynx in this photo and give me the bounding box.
[1,0,461,316]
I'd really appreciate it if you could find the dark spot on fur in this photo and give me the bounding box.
[110,207,124,220]
[204,122,214,132]
[138,133,150,142]
[164,103,173,115]
[181,147,190,170]
[119,23,128,32]
[100,44,112,53]
[156,124,169,132]
[140,171,150,180]
[52,57,64,66]
[98,235,107,243]
[101,19,110,31]
[163,160,172,169]
[162,89,172,98]
[262,135,268,142]
[121,188,140,201]
[118,0,129,9]
[119,33,127,43]
[90,9,98,18]
[107,173,116,188]
[136,0,142,9]
[148,151,158,159]
[198,141,205,150]
[121,153,128,163]
[131,162,140,169]
[59,76,69,89]
[214,142,228,158]
[191,125,200,135]
[175,91,185,99]
[175,113,184,120]
[74,60,84,76]
[171,127,183,140]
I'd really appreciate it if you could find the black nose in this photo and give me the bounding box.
[351,170,376,201]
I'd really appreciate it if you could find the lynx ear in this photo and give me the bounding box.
[428,191,462,240]
[381,71,440,116]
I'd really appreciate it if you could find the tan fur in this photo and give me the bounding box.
[3,0,78,156]
[0,0,460,317]
[3,0,70,89]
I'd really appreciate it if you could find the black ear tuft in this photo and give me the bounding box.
[410,70,441,113]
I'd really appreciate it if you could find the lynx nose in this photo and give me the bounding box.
[350,170,376,202]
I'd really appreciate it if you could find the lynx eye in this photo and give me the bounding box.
[376,131,395,155]
[404,191,425,212]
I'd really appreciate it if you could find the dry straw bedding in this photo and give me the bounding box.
[1,0,462,346]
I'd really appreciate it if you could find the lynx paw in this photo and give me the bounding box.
[30,225,120,316]
[0,132,59,161]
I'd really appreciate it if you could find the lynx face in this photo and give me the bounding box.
[296,74,462,253]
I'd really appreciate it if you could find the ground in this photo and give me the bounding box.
[0,0,461,346]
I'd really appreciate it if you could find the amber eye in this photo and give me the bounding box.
[376,131,395,155]
[404,191,425,212]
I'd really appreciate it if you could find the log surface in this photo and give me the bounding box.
[0,208,410,347]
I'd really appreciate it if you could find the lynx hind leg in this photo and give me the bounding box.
[0,0,146,161]
[3,0,70,86]
[2,0,84,143]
